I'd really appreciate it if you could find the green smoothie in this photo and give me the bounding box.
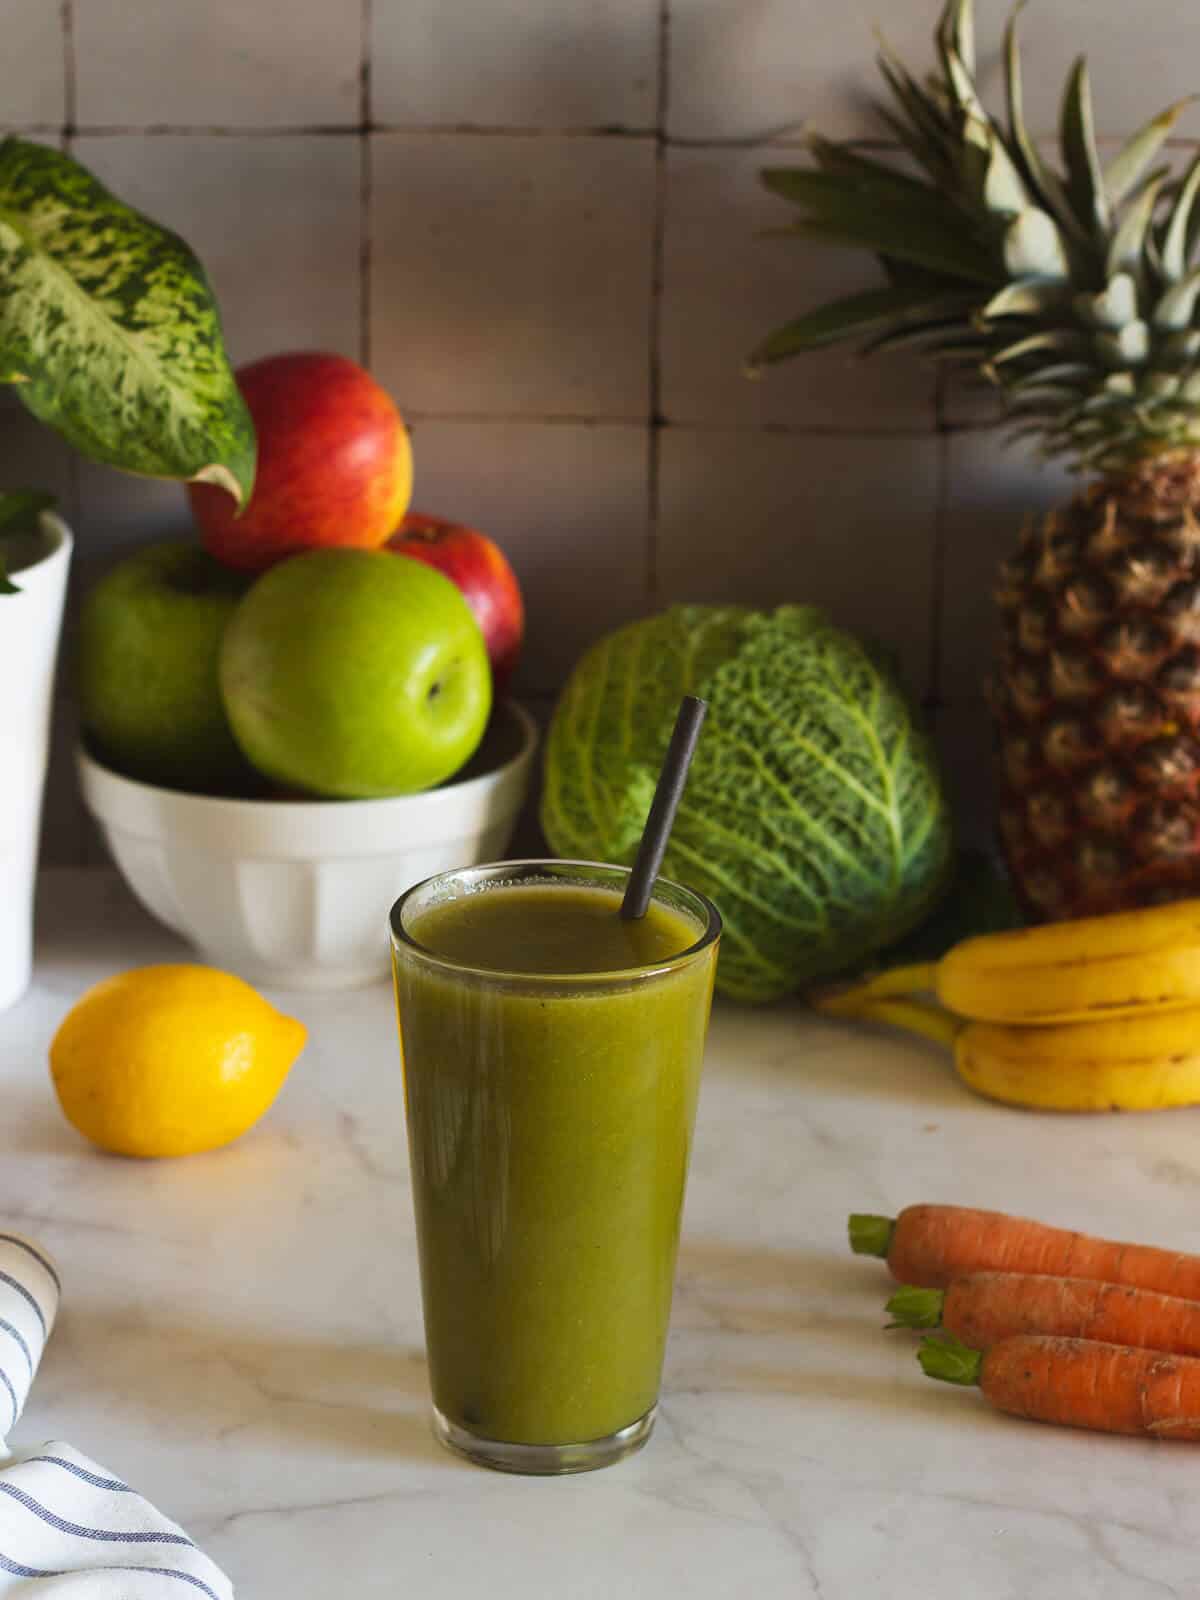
[392,870,719,1458]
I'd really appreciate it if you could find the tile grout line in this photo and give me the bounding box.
[59,0,76,139]
[358,0,373,370]
[645,0,671,610]
[8,121,1196,148]
[926,368,951,718]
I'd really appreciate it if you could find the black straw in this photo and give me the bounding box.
[619,695,708,920]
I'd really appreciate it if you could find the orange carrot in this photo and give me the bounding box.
[919,1333,1200,1439]
[850,1204,1200,1297]
[889,1272,1200,1357]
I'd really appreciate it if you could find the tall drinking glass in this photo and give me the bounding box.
[390,859,721,1475]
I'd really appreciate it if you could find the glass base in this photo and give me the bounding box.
[431,1403,657,1475]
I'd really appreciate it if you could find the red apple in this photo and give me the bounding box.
[189,351,413,572]
[389,512,524,693]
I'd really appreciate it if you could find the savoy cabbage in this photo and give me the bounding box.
[541,605,954,1002]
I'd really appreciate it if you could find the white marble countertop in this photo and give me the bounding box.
[4,870,1200,1598]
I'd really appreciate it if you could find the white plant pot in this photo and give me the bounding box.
[0,512,72,1012]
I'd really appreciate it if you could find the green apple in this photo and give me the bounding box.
[219,548,492,797]
[79,541,256,792]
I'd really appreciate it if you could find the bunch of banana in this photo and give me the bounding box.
[812,901,1200,1113]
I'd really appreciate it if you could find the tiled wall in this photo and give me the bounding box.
[3,0,1191,860]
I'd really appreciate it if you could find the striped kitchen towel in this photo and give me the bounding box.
[0,1232,234,1600]
[0,1233,58,1442]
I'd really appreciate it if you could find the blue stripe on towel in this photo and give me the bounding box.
[0,1272,47,1338]
[0,1550,222,1600]
[0,1238,60,1295]
[0,1483,193,1545]
[0,1318,33,1377]
[0,1367,16,1432]
[20,1456,132,1493]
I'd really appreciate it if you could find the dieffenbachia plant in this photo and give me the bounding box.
[0,489,53,593]
[0,136,255,591]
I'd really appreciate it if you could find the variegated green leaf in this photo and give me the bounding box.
[0,138,254,503]
[1161,153,1200,283]
[1103,98,1195,204]
[0,487,54,593]
[1060,59,1110,233]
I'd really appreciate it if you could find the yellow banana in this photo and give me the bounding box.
[958,1008,1200,1113]
[814,898,1200,1025]
[938,900,1200,1024]
[826,992,1200,1113]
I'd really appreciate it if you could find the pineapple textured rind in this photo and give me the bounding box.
[996,462,1200,918]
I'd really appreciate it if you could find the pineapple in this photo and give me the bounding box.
[753,0,1200,920]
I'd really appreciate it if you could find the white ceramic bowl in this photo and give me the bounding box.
[77,701,538,990]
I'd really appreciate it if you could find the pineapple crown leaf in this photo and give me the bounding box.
[1103,98,1196,206]
[753,0,1200,471]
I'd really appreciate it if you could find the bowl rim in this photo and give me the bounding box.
[76,697,539,823]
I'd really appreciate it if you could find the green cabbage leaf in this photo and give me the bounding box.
[541,605,954,1002]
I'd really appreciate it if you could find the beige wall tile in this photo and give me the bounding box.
[74,1,360,127]
[657,428,940,695]
[668,0,1192,144]
[405,418,650,694]
[73,136,361,368]
[69,465,191,602]
[41,695,86,867]
[0,390,76,515]
[939,429,1076,700]
[372,0,659,129]
[505,694,556,856]
[0,2,64,125]
[667,0,938,142]
[661,146,936,429]
[933,697,1000,851]
[370,134,655,418]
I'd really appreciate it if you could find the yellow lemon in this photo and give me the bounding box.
[49,964,307,1158]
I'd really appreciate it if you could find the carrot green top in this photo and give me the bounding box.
[848,1213,896,1258]
[886,1287,945,1329]
[919,1337,984,1387]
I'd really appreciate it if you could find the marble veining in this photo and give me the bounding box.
[2,872,1200,1598]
